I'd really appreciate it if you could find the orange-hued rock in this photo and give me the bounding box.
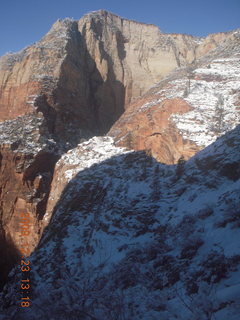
[0,111,61,289]
[0,11,232,134]
[0,81,41,121]
[0,19,98,140]
[109,98,200,164]
[0,10,238,288]
[78,10,232,111]
[108,27,240,164]
[0,145,58,255]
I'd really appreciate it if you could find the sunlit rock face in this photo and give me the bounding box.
[109,30,240,163]
[0,9,239,306]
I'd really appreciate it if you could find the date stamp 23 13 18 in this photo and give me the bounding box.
[19,211,32,308]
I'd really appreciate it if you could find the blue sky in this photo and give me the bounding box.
[0,0,239,56]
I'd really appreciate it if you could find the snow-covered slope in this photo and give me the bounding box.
[141,50,240,148]
[59,136,129,182]
[1,125,240,320]
[167,54,240,146]
[109,31,240,164]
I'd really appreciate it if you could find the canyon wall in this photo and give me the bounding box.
[0,10,238,288]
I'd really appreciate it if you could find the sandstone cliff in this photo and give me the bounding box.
[0,10,238,290]
[0,10,234,133]
[109,29,240,163]
[78,10,233,113]
[0,113,60,289]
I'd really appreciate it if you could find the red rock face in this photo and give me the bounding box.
[109,31,240,164]
[109,98,200,164]
[0,11,237,289]
[0,12,231,132]
[0,81,42,121]
[0,142,58,287]
[0,146,58,252]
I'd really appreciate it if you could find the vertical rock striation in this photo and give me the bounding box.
[0,10,237,288]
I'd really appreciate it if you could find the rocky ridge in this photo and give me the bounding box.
[0,10,235,131]
[0,9,239,309]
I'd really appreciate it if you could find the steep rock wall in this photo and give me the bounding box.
[0,10,237,288]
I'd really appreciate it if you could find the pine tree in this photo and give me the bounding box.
[214,95,225,133]
[186,66,195,94]
[210,94,226,134]
[176,155,186,178]
[151,165,161,201]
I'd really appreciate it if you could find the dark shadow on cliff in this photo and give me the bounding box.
[36,124,240,254]
[2,122,240,318]
[0,144,57,293]
[0,225,21,290]
[38,150,166,250]
[52,20,126,145]
[0,21,128,296]
[18,151,164,319]
[0,150,164,319]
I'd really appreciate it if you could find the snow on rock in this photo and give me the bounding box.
[0,113,62,155]
[59,136,129,182]
[42,136,130,226]
[136,52,240,149]
[1,125,240,320]
[160,54,240,146]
